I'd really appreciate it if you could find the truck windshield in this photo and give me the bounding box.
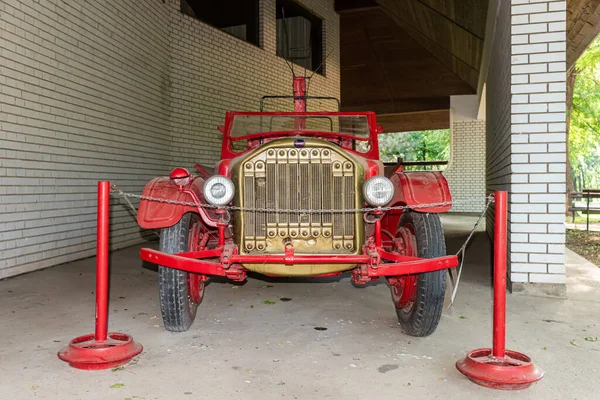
[229,115,371,139]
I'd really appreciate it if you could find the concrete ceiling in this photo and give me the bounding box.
[336,0,489,132]
[567,0,600,67]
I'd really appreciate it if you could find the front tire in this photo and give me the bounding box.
[389,212,447,337]
[158,213,204,332]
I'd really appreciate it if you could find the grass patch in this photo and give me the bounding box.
[569,214,600,224]
[566,229,600,267]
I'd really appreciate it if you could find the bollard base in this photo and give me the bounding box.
[58,332,143,370]
[456,348,543,390]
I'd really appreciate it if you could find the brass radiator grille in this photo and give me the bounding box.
[240,146,358,253]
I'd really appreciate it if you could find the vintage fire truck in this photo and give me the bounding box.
[137,77,457,336]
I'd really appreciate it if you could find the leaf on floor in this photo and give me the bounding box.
[138,312,148,316]
[459,315,467,319]
[111,366,125,372]
[263,300,276,305]
[110,383,125,389]
[585,337,598,342]
[570,340,579,346]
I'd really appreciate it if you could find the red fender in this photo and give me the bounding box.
[137,176,219,229]
[381,171,452,234]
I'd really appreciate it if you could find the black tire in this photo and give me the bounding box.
[158,213,198,332]
[395,212,446,337]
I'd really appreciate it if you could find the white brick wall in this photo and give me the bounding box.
[487,0,567,288]
[444,120,486,212]
[168,0,340,168]
[0,0,340,278]
[509,0,566,286]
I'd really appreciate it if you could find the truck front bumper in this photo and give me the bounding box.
[140,246,458,282]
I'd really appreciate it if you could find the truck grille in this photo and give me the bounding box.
[239,144,360,254]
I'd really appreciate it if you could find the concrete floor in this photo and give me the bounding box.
[1,215,599,400]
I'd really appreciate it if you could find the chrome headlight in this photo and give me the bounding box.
[363,176,394,207]
[203,175,235,206]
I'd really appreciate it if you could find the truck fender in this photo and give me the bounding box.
[136,176,219,230]
[381,171,452,234]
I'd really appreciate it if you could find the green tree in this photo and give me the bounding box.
[378,130,450,170]
[570,35,600,189]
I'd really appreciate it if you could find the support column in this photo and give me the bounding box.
[445,95,486,213]
[509,0,567,296]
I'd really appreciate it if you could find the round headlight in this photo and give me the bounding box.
[363,176,394,207]
[203,175,235,206]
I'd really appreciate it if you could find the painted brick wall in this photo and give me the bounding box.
[0,0,340,278]
[445,120,486,213]
[486,0,567,292]
[0,0,172,279]
[509,0,567,288]
[168,0,340,168]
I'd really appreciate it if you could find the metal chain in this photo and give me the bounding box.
[115,187,161,238]
[111,186,487,214]
[449,193,496,306]
[112,184,493,303]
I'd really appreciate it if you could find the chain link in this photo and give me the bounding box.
[449,193,496,306]
[112,186,491,214]
[111,184,494,303]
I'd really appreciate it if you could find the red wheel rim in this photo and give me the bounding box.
[388,224,418,310]
[187,220,205,305]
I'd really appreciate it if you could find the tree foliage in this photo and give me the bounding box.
[570,35,600,189]
[378,130,450,170]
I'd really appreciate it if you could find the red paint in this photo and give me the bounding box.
[136,176,219,229]
[58,182,143,370]
[95,181,109,341]
[311,272,342,278]
[375,218,382,247]
[216,159,232,177]
[456,191,544,390]
[391,171,452,213]
[139,247,458,277]
[293,76,307,125]
[219,111,380,160]
[187,220,206,305]
[493,190,507,358]
[381,171,452,237]
[365,160,381,179]
[194,164,213,179]
[385,225,418,308]
[169,167,191,180]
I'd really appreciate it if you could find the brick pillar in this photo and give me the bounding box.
[510,0,567,295]
[445,95,486,213]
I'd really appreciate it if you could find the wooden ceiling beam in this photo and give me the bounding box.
[415,0,488,40]
[334,0,379,13]
[377,109,450,133]
[341,97,450,114]
[375,0,483,90]
[567,0,600,67]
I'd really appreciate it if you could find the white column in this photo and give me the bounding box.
[445,95,486,213]
[510,0,567,294]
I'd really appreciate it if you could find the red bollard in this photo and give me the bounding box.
[456,191,544,389]
[58,181,143,370]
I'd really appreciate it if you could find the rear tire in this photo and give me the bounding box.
[392,212,447,337]
[158,213,200,332]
